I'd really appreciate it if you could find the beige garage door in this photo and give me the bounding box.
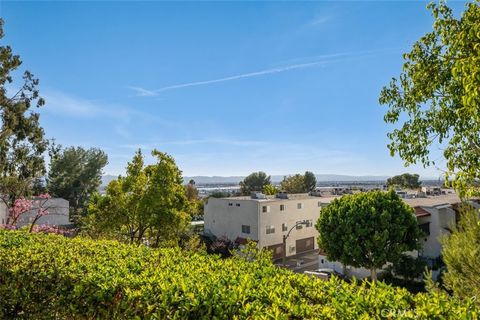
[296,237,314,254]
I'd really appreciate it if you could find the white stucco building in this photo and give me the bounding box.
[204,193,332,259]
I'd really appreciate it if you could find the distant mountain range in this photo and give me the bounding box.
[183,174,391,185]
[101,173,439,189]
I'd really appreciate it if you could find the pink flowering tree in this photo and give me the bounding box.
[4,193,52,233]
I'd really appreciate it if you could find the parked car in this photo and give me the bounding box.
[304,268,344,280]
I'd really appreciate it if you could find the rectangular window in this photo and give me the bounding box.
[280,204,285,211]
[297,203,303,209]
[306,220,313,228]
[236,203,240,207]
[266,225,275,234]
[262,205,270,213]
[296,221,303,230]
[242,225,251,234]
[228,203,233,206]
[419,222,430,236]
[282,223,288,232]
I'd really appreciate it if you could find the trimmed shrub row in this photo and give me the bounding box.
[0,230,477,319]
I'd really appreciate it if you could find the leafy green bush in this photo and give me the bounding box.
[0,230,477,319]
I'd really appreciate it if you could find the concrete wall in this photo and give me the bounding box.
[15,198,70,228]
[0,201,7,225]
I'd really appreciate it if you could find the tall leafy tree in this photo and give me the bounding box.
[303,171,317,192]
[47,146,108,217]
[441,204,480,305]
[316,190,421,281]
[0,19,48,206]
[239,172,271,195]
[379,1,480,197]
[379,1,480,299]
[84,149,189,246]
[387,173,422,189]
[280,174,306,194]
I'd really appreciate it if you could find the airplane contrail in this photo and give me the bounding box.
[130,50,392,95]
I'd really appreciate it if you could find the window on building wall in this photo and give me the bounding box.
[236,203,240,207]
[228,203,233,206]
[282,223,288,232]
[266,225,275,234]
[419,222,430,236]
[242,225,251,234]
[280,204,285,211]
[262,205,270,213]
[306,220,313,228]
[297,203,303,209]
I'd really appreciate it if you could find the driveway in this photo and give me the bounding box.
[274,250,319,273]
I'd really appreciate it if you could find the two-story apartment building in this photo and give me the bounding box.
[204,193,333,259]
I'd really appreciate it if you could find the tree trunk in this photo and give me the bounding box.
[370,267,377,282]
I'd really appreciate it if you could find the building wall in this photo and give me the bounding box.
[257,198,321,256]
[204,197,260,241]
[15,198,70,228]
[318,254,373,279]
[204,195,323,257]
[0,202,7,225]
[418,206,456,259]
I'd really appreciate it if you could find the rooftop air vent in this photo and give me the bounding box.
[275,192,289,199]
[251,192,266,199]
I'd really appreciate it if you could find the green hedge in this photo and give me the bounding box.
[0,230,477,319]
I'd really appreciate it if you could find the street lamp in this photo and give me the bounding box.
[282,220,309,267]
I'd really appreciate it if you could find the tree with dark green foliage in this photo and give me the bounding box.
[303,171,317,192]
[441,203,480,306]
[0,19,48,207]
[316,190,421,281]
[379,1,480,197]
[84,149,189,246]
[280,171,316,193]
[239,171,271,195]
[387,173,422,189]
[209,191,231,198]
[47,146,108,219]
[386,254,427,285]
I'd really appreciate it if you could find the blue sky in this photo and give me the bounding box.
[0,1,467,178]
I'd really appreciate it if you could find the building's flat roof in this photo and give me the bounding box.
[404,193,461,207]
[219,192,466,207]
[220,193,340,203]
